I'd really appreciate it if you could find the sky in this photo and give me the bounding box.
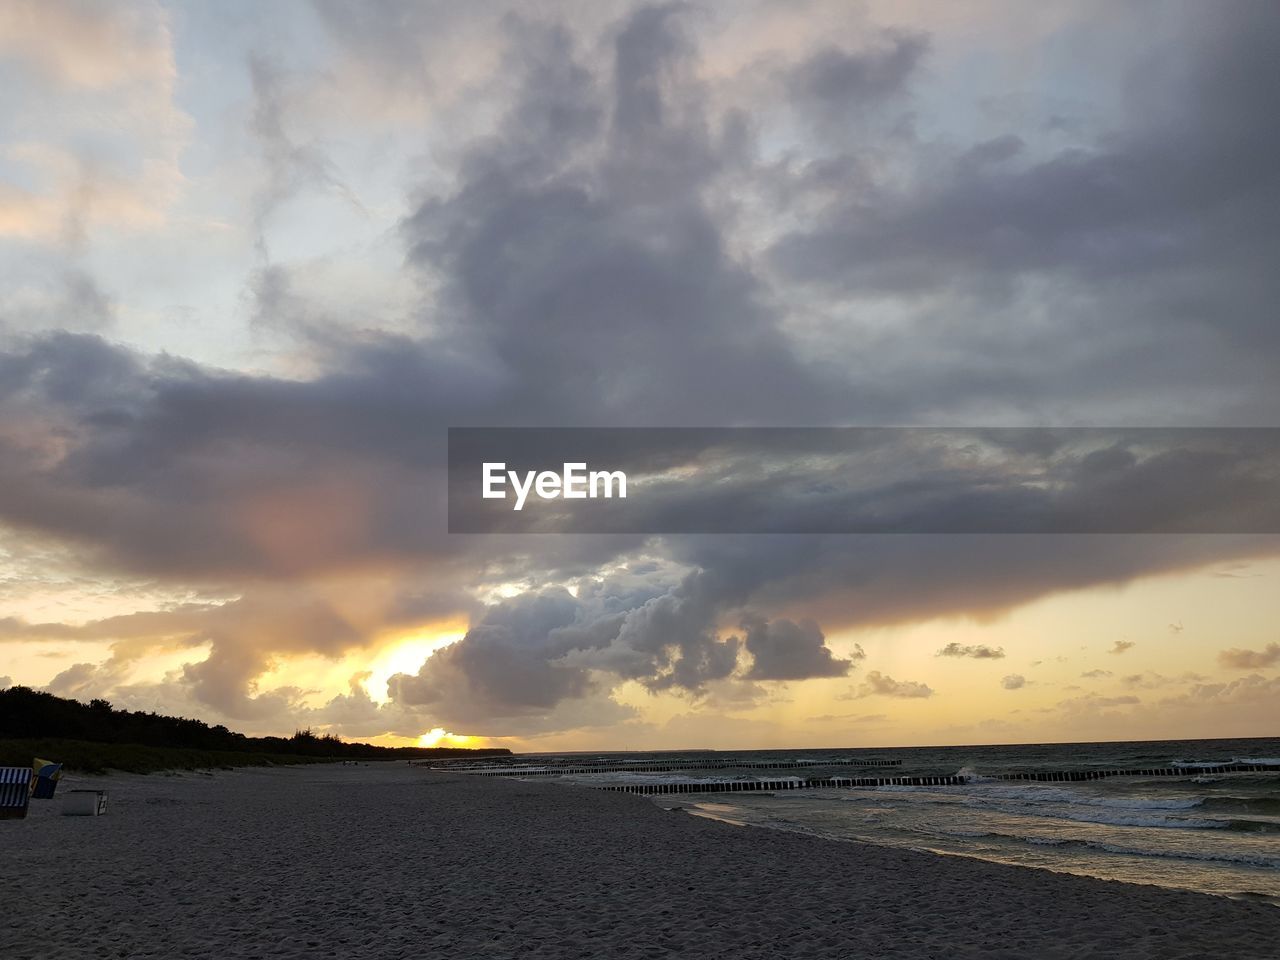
[0,0,1277,751]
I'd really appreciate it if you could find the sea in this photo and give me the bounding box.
[450,738,1280,905]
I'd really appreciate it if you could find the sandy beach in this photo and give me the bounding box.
[1,763,1277,959]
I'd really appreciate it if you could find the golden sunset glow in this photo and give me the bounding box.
[363,630,466,704]
[417,728,479,748]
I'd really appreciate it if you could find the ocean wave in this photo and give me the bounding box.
[834,782,1280,830]
[971,788,1203,811]
[1171,757,1280,768]
[567,772,802,786]
[1223,819,1280,833]
[927,829,1280,869]
[865,781,1205,810]
[1003,806,1232,830]
[955,794,1276,831]
[1171,760,1236,769]
[952,829,1280,870]
[1061,839,1280,869]
[866,780,1280,815]
[1202,795,1280,816]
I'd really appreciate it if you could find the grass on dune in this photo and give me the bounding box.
[0,738,336,775]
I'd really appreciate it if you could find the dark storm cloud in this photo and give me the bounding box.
[741,614,853,680]
[400,4,844,427]
[0,330,482,577]
[450,428,1280,534]
[773,6,1280,295]
[768,3,1280,419]
[388,590,595,715]
[663,534,1280,637]
[385,569,853,725]
[787,29,928,117]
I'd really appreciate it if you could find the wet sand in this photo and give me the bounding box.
[3,762,1277,959]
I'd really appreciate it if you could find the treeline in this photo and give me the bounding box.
[0,686,509,761]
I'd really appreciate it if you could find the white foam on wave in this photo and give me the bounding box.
[930,830,1280,869]
[859,781,1207,813]
[1080,840,1280,870]
[1170,757,1280,769]
[1026,807,1228,830]
[564,771,805,786]
[964,785,1201,811]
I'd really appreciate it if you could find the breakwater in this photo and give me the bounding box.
[427,761,1279,794]
[594,762,1279,795]
[422,757,903,776]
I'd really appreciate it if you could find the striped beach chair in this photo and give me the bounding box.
[0,767,31,820]
[31,759,63,800]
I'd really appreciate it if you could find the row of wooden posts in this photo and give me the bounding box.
[425,758,903,776]
[437,761,1277,794]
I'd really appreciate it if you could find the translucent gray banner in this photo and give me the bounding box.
[447,427,1280,534]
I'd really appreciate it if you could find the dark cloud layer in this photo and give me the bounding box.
[741,614,853,681]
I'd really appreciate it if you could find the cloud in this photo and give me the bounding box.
[806,712,888,724]
[1022,673,1279,741]
[851,670,933,699]
[1001,674,1027,690]
[0,0,172,90]
[385,574,730,729]
[1056,693,1141,712]
[1121,671,1207,690]
[1108,640,1136,655]
[1212,563,1261,579]
[397,5,844,429]
[786,29,928,122]
[1,589,384,721]
[937,642,1006,660]
[1166,673,1280,708]
[1080,669,1112,678]
[245,52,365,260]
[0,1,189,244]
[767,2,1280,422]
[1218,643,1280,669]
[742,614,852,680]
[45,660,131,699]
[383,570,854,730]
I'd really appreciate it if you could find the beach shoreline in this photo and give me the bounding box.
[3,763,1278,959]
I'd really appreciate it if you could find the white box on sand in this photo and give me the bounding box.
[62,790,108,816]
